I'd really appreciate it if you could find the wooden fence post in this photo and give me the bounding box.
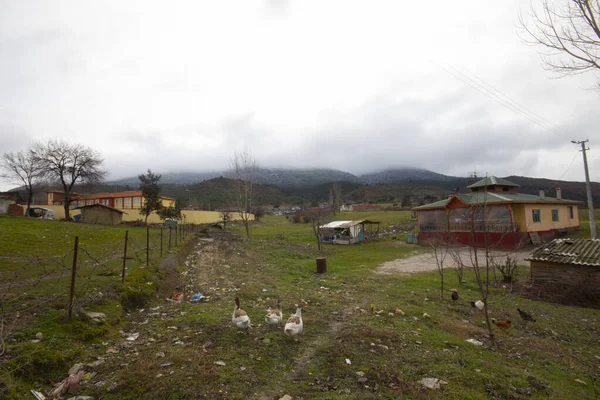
[175,225,178,247]
[316,257,327,274]
[169,226,172,250]
[122,230,129,283]
[146,225,150,266]
[160,228,163,257]
[68,236,79,320]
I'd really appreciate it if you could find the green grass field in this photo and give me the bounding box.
[0,214,198,399]
[2,212,599,399]
[569,208,600,239]
[0,215,176,312]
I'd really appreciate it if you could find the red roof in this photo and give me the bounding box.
[46,190,175,201]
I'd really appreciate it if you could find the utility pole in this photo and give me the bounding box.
[572,140,597,239]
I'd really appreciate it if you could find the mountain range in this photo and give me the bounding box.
[109,167,463,187]
[104,167,599,209]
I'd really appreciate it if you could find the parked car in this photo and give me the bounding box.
[164,218,178,227]
[26,207,55,219]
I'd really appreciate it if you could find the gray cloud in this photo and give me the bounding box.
[0,1,598,190]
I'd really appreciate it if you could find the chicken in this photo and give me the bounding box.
[490,318,512,330]
[232,297,251,332]
[470,300,485,310]
[517,308,536,322]
[451,289,459,301]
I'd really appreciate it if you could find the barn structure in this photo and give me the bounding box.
[526,238,600,293]
[76,204,126,225]
[319,220,380,244]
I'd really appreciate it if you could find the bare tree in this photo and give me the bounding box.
[219,210,231,231]
[490,254,519,284]
[0,149,42,213]
[430,236,451,299]
[329,187,335,215]
[449,245,466,285]
[520,0,600,87]
[332,183,343,214]
[34,140,106,220]
[309,207,331,252]
[227,148,257,238]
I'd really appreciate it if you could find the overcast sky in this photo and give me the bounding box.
[1,0,599,190]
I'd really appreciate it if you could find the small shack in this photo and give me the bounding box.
[76,204,125,225]
[319,220,380,244]
[526,238,600,293]
[0,192,22,214]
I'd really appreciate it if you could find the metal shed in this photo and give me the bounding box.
[319,220,380,244]
[76,204,126,225]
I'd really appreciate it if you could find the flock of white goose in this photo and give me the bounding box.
[232,297,308,341]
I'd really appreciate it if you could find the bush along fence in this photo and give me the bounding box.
[0,223,200,355]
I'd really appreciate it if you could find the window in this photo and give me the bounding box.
[115,198,123,208]
[568,206,574,219]
[101,199,109,206]
[133,197,142,206]
[124,197,132,208]
[532,209,541,223]
[552,209,559,222]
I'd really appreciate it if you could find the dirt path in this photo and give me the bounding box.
[376,246,532,274]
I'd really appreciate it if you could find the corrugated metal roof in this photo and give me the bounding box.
[320,220,379,229]
[467,176,519,189]
[526,239,600,267]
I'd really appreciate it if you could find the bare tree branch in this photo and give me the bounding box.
[0,148,43,212]
[519,0,600,87]
[227,148,257,238]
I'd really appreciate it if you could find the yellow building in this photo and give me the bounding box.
[412,176,581,248]
[46,190,176,210]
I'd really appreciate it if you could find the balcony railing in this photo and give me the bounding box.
[420,223,521,233]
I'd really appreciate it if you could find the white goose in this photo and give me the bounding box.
[284,300,307,340]
[265,298,283,327]
[232,297,251,332]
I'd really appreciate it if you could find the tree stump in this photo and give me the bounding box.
[316,257,327,274]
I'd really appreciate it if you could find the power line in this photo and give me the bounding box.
[431,61,577,142]
[455,66,577,141]
[541,149,580,193]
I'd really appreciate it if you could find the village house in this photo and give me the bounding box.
[412,176,581,249]
[45,190,176,210]
[337,203,382,212]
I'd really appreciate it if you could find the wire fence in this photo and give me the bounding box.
[0,223,200,357]
[248,229,315,241]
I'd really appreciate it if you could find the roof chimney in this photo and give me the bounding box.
[556,187,562,200]
[539,189,545,199]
